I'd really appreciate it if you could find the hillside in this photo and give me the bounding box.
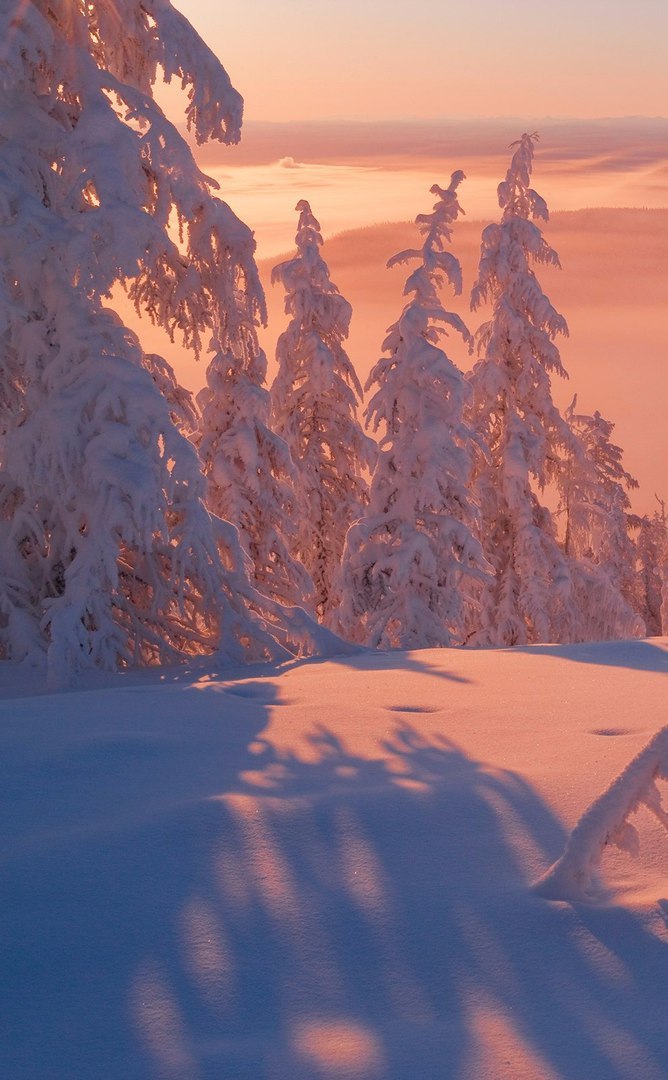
[3,639,668,1078]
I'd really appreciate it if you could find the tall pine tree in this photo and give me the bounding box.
[195,335,314,613]
[270,200,375,622]
[467,134,577,646]
[635,501,667,636]
[558,397,644,640]
[337,174,490,648]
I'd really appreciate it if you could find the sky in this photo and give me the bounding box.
[137,2,668,515]
[176,0,668,123]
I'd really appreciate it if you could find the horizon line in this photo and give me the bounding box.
[233,114,668,127]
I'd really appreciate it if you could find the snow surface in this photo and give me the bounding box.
[3,639,668,1079]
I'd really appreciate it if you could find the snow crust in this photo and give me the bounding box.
[3,638,668,1078]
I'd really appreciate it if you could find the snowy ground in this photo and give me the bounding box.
[2,639,668,1079]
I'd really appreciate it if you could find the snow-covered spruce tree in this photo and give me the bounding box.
[270,200,376,622]
[0,0,296,683]
[557,397,644,640]
[195,335,314,611]
[336,173,491,648]
[636,501,668,636]
[467,133,578,646]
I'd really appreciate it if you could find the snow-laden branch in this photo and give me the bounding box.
[534,726,668,902]
[0,0,310,680]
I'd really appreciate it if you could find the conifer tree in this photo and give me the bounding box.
[336,174,490,648]
[636,501,668,636]
[195,338,313,611]
[467,133,577,646]
[270,201,376,622]
[558,397,644,640]
[0,0,299,682]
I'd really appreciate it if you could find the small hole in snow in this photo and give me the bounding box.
[590,727,631,737]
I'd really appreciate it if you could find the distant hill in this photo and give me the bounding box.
[188,116,668,169]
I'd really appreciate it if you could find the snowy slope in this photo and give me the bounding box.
[2,640,668,1079]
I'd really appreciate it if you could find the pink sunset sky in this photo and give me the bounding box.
[175,0,667,123]
[142,1,668,513]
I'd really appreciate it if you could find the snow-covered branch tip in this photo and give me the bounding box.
[509,131,540,149]
[533,726,668,902]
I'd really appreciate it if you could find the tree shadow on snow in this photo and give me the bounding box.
[91,644,475,695]
[512,637,668,674]
[4,691,668,1079]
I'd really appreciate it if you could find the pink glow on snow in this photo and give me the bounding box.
[291,1016,386,1077]
[131,961,198,1075]
[180,896,235,1011]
